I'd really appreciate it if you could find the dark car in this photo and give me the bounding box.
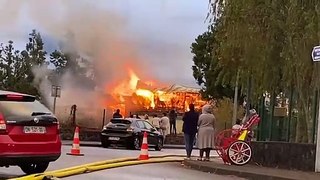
[100,118,163,151]
[0,90,61,174]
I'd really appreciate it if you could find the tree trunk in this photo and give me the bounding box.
[295,114,301,142]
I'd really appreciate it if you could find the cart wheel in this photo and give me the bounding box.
[227,140,252,166]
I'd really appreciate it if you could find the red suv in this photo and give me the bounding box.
[0,90,61,174]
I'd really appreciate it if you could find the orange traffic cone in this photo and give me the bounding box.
[67,126,84,156]
[138,131,149,160]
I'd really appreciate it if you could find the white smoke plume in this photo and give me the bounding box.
[31,65,53,107]
[0,0,158,128]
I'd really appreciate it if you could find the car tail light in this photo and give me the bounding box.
[55,121,60,134]
[0,94,35,102]
[6,94,24,100]
[0,113,7,134]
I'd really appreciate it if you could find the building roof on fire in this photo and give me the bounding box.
[156,84,200,93]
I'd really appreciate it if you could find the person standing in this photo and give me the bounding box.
[182,104,199,159]
[160,113,170,141]
[151,114,161,131]
[197,104,215,161]
[169,109,177,135]
[113,109,123,118]
[144,114,150,122]
[232,119,242,136]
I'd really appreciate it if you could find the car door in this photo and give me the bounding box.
[143,121,157,145]
[136,120,149,142]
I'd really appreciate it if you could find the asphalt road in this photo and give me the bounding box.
[0,145,245,180]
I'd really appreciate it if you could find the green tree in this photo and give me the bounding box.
[202,0,320,142]
[49,32,95,89]
[24,30,49,96]
[191,30,234,100]
[0,30,50,96]
[0,41,15,90]
[23,29,48,84]
[0,40,37,94]
[49,50,67,74]
[25,29,47,65]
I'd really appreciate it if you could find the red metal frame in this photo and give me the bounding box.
[215,112,261,165]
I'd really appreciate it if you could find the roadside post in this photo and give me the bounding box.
[311,45,320,172]
[51,85,61,114]
[102,109,106,129]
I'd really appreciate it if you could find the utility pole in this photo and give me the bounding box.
[102,109,106,129]
[51,85,61,114]
[245,71,252,119]
[232,70,240,125]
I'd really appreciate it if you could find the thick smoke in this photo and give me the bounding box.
[0,0,158,127]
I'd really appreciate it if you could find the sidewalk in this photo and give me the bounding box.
[183,159,320,180]
[62,140,192,149]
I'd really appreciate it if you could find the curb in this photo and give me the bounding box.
[183,160,318,180]
[62,141,193,149]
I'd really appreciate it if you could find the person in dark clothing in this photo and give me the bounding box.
[113,109,123,118]
[182,104,199,159]
[169,109,177,135]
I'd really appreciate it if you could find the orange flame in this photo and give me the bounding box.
[136,89,155,108]
[110,68,156,111]
[104,68,208,116]
[129,69,139,91]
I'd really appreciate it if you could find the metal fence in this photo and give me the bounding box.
[256,90,318,144]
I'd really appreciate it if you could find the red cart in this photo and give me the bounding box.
[215,109,260,165]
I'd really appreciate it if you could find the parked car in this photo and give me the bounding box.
[0,90,61,174]
[100,118,163,151]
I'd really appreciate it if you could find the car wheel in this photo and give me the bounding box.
[155,138,163,151]
[101,138,110,148]
[133,136,141,150]
[19,162,49,175]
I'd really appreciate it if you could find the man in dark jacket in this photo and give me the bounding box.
[182,104,199,159]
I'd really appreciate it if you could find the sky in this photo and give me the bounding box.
[0,0,209,87]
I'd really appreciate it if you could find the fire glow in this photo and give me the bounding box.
[135,89,155,108]
[107,68,206,116]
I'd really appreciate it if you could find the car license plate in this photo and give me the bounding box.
[23,126,46,134]
[108,137,120,141]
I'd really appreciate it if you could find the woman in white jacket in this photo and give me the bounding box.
[160,113,170,141]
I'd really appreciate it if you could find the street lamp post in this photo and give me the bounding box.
[51,85,61,114]
[316,99,320,172]
[311,45,320,172]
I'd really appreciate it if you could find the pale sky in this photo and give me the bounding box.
[0,0,209,87]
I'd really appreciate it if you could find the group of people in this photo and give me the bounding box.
[147,110,178,137]
[112,105,217,161]
[112,109,173,140]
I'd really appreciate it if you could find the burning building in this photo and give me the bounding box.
[107,69,207,116]
[55,68,207,130]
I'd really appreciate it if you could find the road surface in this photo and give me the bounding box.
[0,145,245,180]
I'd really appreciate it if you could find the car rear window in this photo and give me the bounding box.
[110,119,131,124]
[0,100,52,119]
